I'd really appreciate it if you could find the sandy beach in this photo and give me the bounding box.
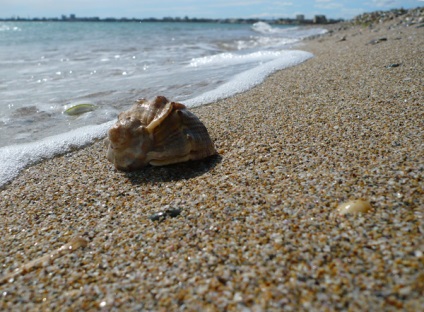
[1,9,423,311]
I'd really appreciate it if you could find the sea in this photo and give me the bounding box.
[0,21,327,187]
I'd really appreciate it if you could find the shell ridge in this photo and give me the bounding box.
[145,101,173,133]
[150,104,188,152]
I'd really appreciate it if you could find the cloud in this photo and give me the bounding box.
[370,0,401,7]
[315,1,343,9]
[206,0,264,8]
[340,7,367,19]
[271,1,294,5]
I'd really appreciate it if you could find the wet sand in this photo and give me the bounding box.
[1,11,423,311]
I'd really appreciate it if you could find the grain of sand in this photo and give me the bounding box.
[1,14,423,311]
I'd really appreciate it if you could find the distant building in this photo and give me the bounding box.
[313,15,327,24]
[70,14,76,20]
[296,14,305,22]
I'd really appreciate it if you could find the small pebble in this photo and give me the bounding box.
[337,199,372,215]
[367,37,387,45]
[149,208,182,222]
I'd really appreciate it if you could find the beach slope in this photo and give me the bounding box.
[1,10,423,311]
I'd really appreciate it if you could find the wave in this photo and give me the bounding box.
[251,21,290,34]
[251,21,328,39]
[189,50,294,67]
[185,50,313,107]
[0,24,21,32]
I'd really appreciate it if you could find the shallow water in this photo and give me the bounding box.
[0,21,326,187]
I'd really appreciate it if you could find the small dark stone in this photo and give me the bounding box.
[386,63,401,68]
[165,208,182,218]
[216,276,228,285]
[148,208,181,222]
[148,211,166,221]
[367,37,387,45]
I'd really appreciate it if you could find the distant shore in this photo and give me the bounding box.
[1,7,423,311]
[0,14,341,25]
[2,6,421,26]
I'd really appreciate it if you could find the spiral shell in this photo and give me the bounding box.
[105,96,216,171]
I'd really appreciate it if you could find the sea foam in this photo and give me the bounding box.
[189,50,296,67]
[185,50,313,107]
[0,121,114,188]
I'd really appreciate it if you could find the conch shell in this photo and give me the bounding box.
[105,96,216,171]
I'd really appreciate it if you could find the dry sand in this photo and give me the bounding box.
[1,12,423,311]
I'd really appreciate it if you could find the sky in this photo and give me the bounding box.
[1,0,422,20]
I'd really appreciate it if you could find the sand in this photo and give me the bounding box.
[1,11,423,311]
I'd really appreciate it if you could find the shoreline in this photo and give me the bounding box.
[1,10,423,311]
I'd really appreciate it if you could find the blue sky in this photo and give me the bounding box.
[1,0,422,20]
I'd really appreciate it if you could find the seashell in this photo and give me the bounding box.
[105,96,216,171]
[336,199,372,215]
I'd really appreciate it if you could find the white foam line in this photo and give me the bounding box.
[184,50,313,107]
[0,121,114,188]
[189,51,287,67]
